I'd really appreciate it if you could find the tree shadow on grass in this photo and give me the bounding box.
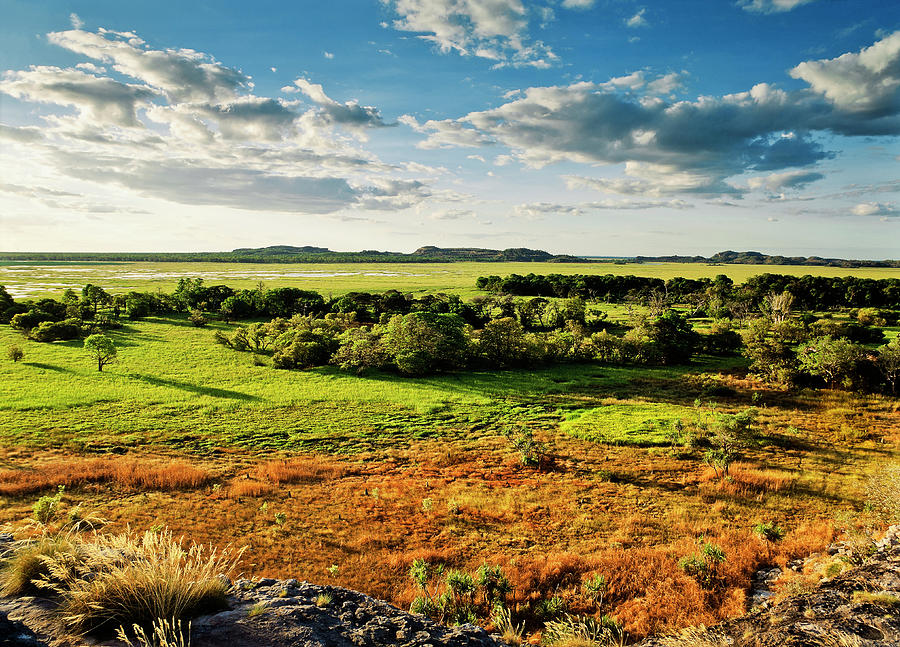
[125,373,262,401]
[23,362,73,373]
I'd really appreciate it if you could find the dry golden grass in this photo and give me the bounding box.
[0,457,210,496]
[254,456,349,484]
[37,529,238,636]
[226,480,276,498]
[699,463,795,496]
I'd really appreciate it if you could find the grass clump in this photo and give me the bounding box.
[851,590,900,608]
[541,613,623,647]
[116,617,191,647]
[35,529,239,636]
[0,534,78,596]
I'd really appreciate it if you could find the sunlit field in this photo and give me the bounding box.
[5,260,900,300]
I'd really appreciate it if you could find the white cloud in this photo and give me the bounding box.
[47,28,250,103]
[625,9,648,28]
[851,201,898,217]
[0,26,429,218]
[0,66,156,127]
[747,169,825,193]
[323,51,334,59]
[69,13,84,29]
[790,30,900,117]
[405,33,900,198]
[738,0,818,14]
[382,0,558,68]
[561,0,595,9]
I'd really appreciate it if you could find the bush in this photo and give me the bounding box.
[37,529,239,636]
[7,344,24,362]
[30,318,82,342]
[188,310,208,327]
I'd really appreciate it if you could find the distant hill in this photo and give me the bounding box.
[0,245,587,264]
[413,246,583,262]
[635,250,900,268]
[232,245,332,255]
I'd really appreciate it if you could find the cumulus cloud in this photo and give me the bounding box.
[0,25,428,217]
[382,0,558,68]
[406,32,900,197]
[47,28,250,103]
[738,0,818,14]
[851,201,899,217]
[747,169,825,193]
[0,66,156,127]
[790,31,900,117]
[292,79,390,130]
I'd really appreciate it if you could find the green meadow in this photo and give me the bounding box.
[4,260,900,300]
[0,315,719,455]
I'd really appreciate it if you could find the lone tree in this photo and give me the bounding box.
[7,344,24,363]
[84,334,117,371]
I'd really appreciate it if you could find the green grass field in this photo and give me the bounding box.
[5,260,900,300]
[0,316,727,455]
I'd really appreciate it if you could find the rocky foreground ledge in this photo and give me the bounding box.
[2,530,899,647]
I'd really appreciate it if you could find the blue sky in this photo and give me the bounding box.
[1,0,898,257]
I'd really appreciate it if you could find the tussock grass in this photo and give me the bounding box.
[36,529,239,636]
[0,458,210,496]
[699,463,795,495]
[226,480,275,498]
[117,617,191,647]
[255,456,348,484]
[0,534,78,596]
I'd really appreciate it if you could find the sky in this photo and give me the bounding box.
[0,0,899,258]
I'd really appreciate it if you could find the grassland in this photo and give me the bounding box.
[5,260,900,300]
[1,263,899,639]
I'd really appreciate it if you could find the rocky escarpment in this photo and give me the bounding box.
[185,577,498,647]
[0,612,46,647]
[641,526,900,647]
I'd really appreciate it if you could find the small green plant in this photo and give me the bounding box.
[678,540,726,585]
[583,573,608,608]
[327,564,339,578]
[534,595,566,620]
[188,310,208,327]
[315,592,333,608]
[753,521,785,542]
[511,427,545,467]
[851,591,900,609]
[33,485,65,525]
[7,344,24,363]
[475,564,511,607]
[421,497,433,512]
[273,512,287,526]
[246,602,268,618]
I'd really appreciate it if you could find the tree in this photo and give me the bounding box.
[84,334,117,371]
[478,317,528,367]
[798,336,867,389]
[876,338,900,395]
[383,312,469,375]
[7,344,24,363]
[81,284,111,318]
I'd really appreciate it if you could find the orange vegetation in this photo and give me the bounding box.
[0,457,210,496]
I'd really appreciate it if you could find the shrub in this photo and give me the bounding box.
[33,485,65,525]
[7,344,24,362]
[30,318,82,342]
[188,310,207,327]
[38,529,238,636]
[753,522,786,542]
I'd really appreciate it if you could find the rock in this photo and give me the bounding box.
[0,610,47,647]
